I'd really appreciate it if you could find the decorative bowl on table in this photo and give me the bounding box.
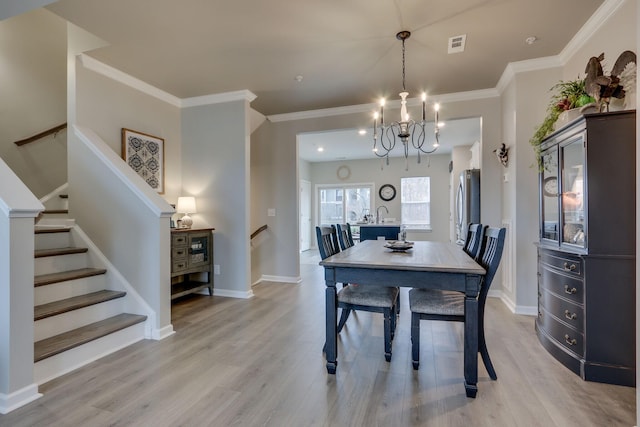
[384,240,414,252]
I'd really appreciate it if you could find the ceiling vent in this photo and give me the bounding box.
[448,34,466,54]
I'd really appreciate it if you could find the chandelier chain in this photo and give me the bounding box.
[401,38,406,92]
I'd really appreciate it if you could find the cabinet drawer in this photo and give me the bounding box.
[172,247,188,260]
[172,260,188,272]
[538,289,583,333]
[172,233,188,247]
[538,306,584,357]
[539,251,582,277]
[539,266,584,304]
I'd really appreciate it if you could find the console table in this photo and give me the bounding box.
[170,227,214,299]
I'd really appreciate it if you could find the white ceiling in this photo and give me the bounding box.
[298,117,481,162]
[45,0,604,116]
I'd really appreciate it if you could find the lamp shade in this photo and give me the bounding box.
[176,196,197,214]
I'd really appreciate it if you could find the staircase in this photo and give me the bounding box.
[33,204,148,383]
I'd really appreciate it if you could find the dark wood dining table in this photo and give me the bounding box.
[319,239,486,397]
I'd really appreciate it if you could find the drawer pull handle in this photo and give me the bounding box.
[564,285,577,295]
[563,262,577,272]
[564,310,577,320]
[564,334,577,346]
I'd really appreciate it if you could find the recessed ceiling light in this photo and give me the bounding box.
[358,129,367,135]
[525,36,538,45]
[317,147,324,152]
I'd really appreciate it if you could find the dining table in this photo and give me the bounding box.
[319,239,486,398]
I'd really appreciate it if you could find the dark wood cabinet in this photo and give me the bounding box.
[536,110,635,386]
[359,225,400,241]
[171,228,214,300]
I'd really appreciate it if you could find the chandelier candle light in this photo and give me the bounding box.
[372,31,441,170]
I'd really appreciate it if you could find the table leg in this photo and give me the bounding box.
[464,294,478,398]
[325,283,338,374]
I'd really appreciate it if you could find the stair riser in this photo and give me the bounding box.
[34,298,126,341]
[35,253,90,276]
[34,321,146,385]
[34,232,72,251]
[35,276,108,305]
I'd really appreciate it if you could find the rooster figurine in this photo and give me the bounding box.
[494,143,508,167]
[585,50,637,112]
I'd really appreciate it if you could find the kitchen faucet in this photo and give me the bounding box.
[376,205,389,224]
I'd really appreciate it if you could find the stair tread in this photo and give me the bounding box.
[34,313,147,362]
[35,227,72,234]
[35,290,126,320]
[35,268,107,287]
[35,247,88,258]
[43,209,69,214]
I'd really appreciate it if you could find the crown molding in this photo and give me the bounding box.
[79,54,256,109]
[495,56,563,94]
[181,90,257,108]
[79,54,182,107]
[267,88,500,123]
[557,0,627,65]
[79,0,624,120]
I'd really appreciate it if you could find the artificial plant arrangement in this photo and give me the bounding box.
[529,78,595,169]
[529,50,637,170]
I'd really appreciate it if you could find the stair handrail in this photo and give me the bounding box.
[14,123,67,146]
[251,224,268,240]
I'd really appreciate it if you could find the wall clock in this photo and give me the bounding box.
[543,176,558,197]
[336,165,351,180]
[379,184,396,201]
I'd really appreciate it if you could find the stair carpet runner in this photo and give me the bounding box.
[33,218,146,364]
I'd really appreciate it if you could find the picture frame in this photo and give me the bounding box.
[121,128,165,193]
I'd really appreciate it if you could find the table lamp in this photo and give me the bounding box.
[176,196,196,229]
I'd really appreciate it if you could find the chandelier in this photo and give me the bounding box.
[372,31,441,169]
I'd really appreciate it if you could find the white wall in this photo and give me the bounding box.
[182,100,253,298]
[309,154,452,242]
[75,59,182,203]
[0,9,67,198]
[251,96,503,283]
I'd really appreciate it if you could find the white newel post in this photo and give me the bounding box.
[0,158,44,413]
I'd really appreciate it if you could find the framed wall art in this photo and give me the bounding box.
[121,128,165,193]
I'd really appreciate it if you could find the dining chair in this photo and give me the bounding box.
[463,223,485,259]
[409,226,506,379]
[337,222,402,316]
[336,223,355,250]
[316,225,399,361]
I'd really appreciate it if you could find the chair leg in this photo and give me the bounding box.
[384,308,392,362]
[411,312,420,370]
[478,316,497,380]
[390,301,397,341]
[337,308,351,333]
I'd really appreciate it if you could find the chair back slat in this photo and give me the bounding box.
[316,225,340,260]
[463,223,484,259]
[476,227,506,301]
[336,223,354,250]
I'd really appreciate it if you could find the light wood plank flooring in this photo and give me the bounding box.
[1,252,635,426]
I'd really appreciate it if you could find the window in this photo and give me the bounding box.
[401,177,430,229]
[318,185,372,225]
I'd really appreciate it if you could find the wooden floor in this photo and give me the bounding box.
[1,251,635,426]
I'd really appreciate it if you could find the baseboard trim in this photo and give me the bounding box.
[213,289,255,299]
[0,383,42,414]
[257,275,302,284]
[151,324,175,340]
[489,290,537,316]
